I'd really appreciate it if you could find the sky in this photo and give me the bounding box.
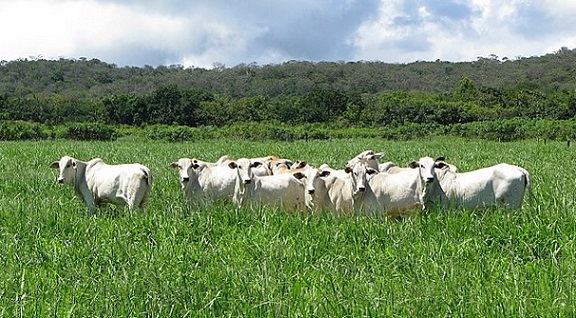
[1,0,575,69]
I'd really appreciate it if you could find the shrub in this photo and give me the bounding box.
[146,124,220,142]
[63,122,117,141]
[381,123,442,140]
[0,120,48,140]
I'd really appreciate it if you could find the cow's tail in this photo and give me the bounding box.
[141,167,152,186]
[518,167,535,207]
[136,167,152,211]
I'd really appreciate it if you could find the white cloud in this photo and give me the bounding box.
[0,0,189,62]
[352,0,576,63]
[0,0,574,68]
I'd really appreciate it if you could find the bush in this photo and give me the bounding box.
[222,122,330,141]
[63,122,117,141]
[381,123,442,140]
[0,120,48,140]
[146,124,220,142]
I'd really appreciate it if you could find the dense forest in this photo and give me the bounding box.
[1,47,576,141]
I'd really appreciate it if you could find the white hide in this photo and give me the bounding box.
[434,163,531,209]
[228,158,306,212]
[364,157,444,216]
[170,157,236,204]
[50,156,152,213]
[303,160,371,215]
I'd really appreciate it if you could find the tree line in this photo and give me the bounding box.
[0,47,576,141]
[1,78,575,128]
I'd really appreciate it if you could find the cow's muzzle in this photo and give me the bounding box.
[57,178,64,184]
[182,177,190,182]
[308,189,315,195]
[243,179,252,185]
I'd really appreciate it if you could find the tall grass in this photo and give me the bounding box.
[0,138,574,317]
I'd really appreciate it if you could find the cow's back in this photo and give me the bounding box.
[491,163,527,208]
[86,160,152,209]
[439,163,528,209]
[251,174,306,211]
[365,170,422,215]
[197,165,236,199]
[324,174,356,214]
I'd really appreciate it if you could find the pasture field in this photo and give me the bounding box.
[0,137,575,317]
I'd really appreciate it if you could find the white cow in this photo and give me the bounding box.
[433,162,532,209]
[301,160,372,215]
[50,156,152,214]
[298,166,333,211]
[170,157,236,204]
[347,150,386,172]
[269,160,317,207]
[228,158,307,212]
[363,157,445,217]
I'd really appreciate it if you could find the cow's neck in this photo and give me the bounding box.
[435,169,455,192]
[188,171,203,195]
[72,160,90,198]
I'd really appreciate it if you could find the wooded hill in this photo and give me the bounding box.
[0,47,575,141]
[2,47,576,98]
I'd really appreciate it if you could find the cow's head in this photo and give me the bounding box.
[169,158,194,185]
[295,167,331,196]
[229,158,262,185]
[50,156,77,185]
[346,159,377,195]
[409,157,435,183]
[347,150,385,172]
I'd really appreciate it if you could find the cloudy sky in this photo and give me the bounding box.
[1,0,575,69]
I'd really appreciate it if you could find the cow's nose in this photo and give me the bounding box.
[358,186,365,192]
[308,189,315,194]
[57,178,64,184]
[426,177,434,183]
[182,177,190,182]
[243,179,252,184]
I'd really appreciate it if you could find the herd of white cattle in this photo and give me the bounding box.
[50,150,533,216]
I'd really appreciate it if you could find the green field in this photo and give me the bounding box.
[1,138,575,317]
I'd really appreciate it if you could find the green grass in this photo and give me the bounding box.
[0,138,575,317]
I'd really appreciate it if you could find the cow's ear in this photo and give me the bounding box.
[292,172,305,180]
[228,161,238,169]
[435,156,446,162]
[293,161,307,169]
[71,160,77,168]
[319,170,331,177]
[191,159,202,169]
[169,162,179,169]
[251,161,263,168]
[367,168,378,175]
[50,161,59,169]
[408,161,419,169]
[344,166,353,174]
[435,162,448,169]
